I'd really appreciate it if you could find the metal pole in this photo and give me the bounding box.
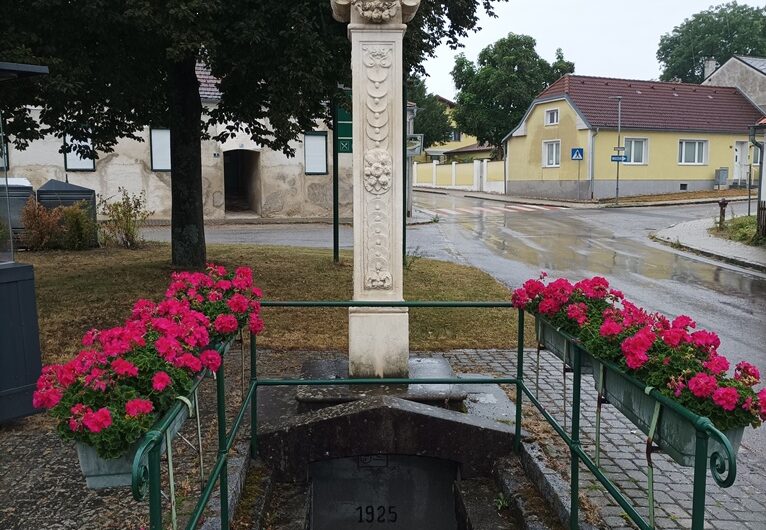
[149,445,163,530]
[691,431,709,530]
[515,310,524,452]
[216,365,230,530]
[0,113,14,262]
[615,96,622,206]
[250,333,258,459]
[332,104,340,263]
[569,344,582,530]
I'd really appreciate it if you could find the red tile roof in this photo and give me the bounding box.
[196,63,221,101]
[537,74,763,134]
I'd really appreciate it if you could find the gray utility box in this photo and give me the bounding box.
[0,178,34,237]
[0,262,42,423]
[714,167,729,186]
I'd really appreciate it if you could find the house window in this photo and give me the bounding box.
[678,140,707,165]
[450,129,462,142]
[150,128,171,171]
[545,109,559,126]
[543,140,561,167]
[753,146,762,165]
[624,138,647,164]
[304,131,328,175]
[63,134,96,171]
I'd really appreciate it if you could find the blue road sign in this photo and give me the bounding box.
[571,148,584,160]
[611,155,627,162]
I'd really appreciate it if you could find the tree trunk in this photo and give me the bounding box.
[168,56,206,268]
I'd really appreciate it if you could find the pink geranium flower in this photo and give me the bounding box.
[621,326,655,370]
[82,407,112,433]
[712,387,739,411]
[152,371,172,392]
[703,354,730,375]
[200,349,222,372]
[688,373,718,398]
[214,314,239,335]
[125,398,154,417]
[111,358,139,378]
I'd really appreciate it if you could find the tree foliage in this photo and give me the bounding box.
[408,77,452,148]
[0,0,507,266]
[451,34,574,154]
[657,2,766,83]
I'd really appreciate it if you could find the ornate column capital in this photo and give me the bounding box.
[330,0,421,24]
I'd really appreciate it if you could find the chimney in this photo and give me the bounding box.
[703,57,718,79]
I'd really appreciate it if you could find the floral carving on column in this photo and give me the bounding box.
[362,44,394,290]
[352,0,399,23]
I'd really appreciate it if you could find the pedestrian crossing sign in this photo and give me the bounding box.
[571,148,584,160]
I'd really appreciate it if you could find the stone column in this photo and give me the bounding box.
[331,0,420,377]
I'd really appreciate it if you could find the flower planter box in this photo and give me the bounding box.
[537,317,594,374]
[76,400,191,489]
[591,357,744,467]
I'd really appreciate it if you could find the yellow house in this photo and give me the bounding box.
[503,75,765,200]
[418,95,483,162]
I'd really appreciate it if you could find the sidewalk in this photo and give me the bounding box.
[653,218,766,273]
[415,187,753,210]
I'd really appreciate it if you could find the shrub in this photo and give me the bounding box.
[21,197,63,250]
[0,219,9,253]
[60,201,98,250]
[98,188,153,249]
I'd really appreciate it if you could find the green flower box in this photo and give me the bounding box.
[591,357,744,467]
[537,317,594,374]
[76,399,192,489]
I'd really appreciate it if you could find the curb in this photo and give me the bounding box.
[650,233,766,274]
[601,196,751,209]
[199,439,252,530]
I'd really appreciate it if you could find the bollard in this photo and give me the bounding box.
[718,198,729,229]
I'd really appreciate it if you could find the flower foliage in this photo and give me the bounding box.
[512,274,765,432]
[33,264,264,459]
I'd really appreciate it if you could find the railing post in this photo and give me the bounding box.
[691,430,709,530]
[149,444,162,530]
[515,309,524,452]
[250,332,258,459]
[216,364,230,530]
[569,345,582,530]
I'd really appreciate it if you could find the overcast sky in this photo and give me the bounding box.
[423,0,766,100]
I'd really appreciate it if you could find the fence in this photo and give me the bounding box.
[415,160,506,193]
[130,301,738,530]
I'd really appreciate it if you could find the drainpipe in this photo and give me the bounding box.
[589,128,599,199]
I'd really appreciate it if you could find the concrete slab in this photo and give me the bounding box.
[295,358,467,407]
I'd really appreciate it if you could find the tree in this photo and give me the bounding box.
[408,77,452,148]
[0,0,507,267]
[657,2,766,83]
[451,34,574,155]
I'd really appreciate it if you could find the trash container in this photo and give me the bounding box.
[0,177,34,237]
[36,179,97,246]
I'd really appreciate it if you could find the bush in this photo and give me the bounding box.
[60,201,98,250]
[21,197,63,250]
[98,188,153,249]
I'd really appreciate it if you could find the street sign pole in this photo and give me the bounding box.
[332,104,340,264]
[577,159,581,200]
[614,96,623,205]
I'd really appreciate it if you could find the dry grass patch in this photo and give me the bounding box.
[21,243,534,365]
[600,188,753,204]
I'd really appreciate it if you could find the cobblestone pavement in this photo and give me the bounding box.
[428,349,766,530]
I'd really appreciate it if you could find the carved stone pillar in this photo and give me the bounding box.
[331,0,420,377]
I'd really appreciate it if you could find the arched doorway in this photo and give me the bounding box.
[224,149,260,214]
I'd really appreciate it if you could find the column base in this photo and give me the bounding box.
[349,307,409,378]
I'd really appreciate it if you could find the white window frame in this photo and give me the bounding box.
[150,128,172,172]
[624,138,648,165]
[678,139,707,165]
[544,108,559,126]
[304,131,328,175]
[752,145,762,165]
[63,134,96,171]
[542,140,561,168]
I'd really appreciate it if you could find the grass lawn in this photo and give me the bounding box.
[709,215,765,246]
[20,243,533,365]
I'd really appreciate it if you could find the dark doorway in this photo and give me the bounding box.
[224,150,260,213]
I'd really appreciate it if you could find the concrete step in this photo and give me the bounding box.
[261,482,309,530]
[456,478,521,530]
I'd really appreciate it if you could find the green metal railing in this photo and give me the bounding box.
[130,302,737,530]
